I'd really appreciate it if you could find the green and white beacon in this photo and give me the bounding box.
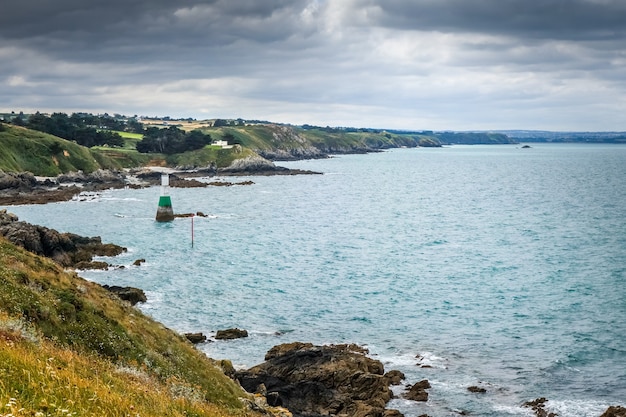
[155,173,174,222]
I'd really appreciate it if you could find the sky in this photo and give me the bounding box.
[2,0,626,131]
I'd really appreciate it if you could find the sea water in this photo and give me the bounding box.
[5,144,626,417]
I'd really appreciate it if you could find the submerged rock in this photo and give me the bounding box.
[235,342,394,417]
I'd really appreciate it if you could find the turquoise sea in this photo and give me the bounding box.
[5,144,626,417]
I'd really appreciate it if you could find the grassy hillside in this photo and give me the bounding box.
[0,236,264,417]
[0,124,122,176]
[191,125,437,160]
[0,121,443,176]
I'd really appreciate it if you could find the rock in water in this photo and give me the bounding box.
[235,342,393,417]
[184,332,207,344]
[215,328,249,340]
[102,285,147,306]
[403,380,431,402]
[601,406,626,417]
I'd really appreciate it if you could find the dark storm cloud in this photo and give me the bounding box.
[1,0,626,130]
[360,0,626,41]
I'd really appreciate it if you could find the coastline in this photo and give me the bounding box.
[2,145,626,417]
[1,206,624,417]
[0,163,321,206]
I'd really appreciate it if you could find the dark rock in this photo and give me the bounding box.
[215,328,249,340]
[0,171,37,190]
[467,385,487,393]
[235,342,393,417]
[383,409,404,417]
[0,209,126,267]
[169,177,208,188]
[523,398,558,417]
[74,261,110,270]
[404,380,430,402]
[184,332,207,344]
[384,370,405,385]
[133,258,146,266]
[601,406,626,417]
[102,285,147,305]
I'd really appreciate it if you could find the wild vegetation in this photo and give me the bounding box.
[0,236,265,417]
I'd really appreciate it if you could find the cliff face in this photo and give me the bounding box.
[248,125,329,160]
[248,125,435,160]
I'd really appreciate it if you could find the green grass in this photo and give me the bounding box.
[0,125,107,176]
[0,237,257,416]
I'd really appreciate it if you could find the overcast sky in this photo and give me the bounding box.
[2,0,626,131]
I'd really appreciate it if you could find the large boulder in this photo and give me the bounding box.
[215,328,249,340]
[403,380,430,402]
[235,342,394,417]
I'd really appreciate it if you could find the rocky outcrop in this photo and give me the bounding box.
[184,332,208,344]
[403,380,430,402]
[215,328,249,340]
[57,169,125,186]
[523,398,557,417]
[601,406,626,417]
[235,342,395,417]
[218,155,321,176]
[0,209,126,268]
[0,171,38,190]
[219,155,289,174]
[0,169,129,205]
[384,370,405,385]
[102,285,147,305]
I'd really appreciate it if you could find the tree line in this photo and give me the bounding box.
[10,112,132,148]
[6,111,214,154]
[136,126,212,154]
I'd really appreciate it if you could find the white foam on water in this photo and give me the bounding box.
[545,399,614,417]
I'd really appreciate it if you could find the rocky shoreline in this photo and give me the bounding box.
[0,158,321,206]
[0,207,623,417]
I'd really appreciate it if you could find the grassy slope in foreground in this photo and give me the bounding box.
[0,237,258,417]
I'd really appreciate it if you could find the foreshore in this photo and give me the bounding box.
[0,164,321,206]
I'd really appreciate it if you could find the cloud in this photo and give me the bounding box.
[1,0,626,130]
